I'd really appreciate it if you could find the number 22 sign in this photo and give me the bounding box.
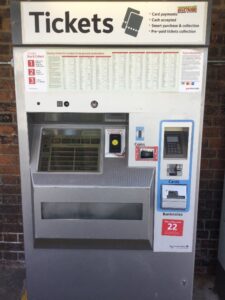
[162,219,184,236]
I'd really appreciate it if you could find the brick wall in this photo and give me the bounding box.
[0,0,225,274]
[195,0,225,274]
[0,0,24,263]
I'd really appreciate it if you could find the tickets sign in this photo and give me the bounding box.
[20,1,209,45]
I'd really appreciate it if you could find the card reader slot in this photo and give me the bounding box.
[167,191,185,200]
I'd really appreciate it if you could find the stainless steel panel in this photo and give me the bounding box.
[29,117,154,241]
[25,248,194,300]
[12,40,207,300]
[206,0,213,46]
[218,175,225,269]
[10,2,22,45]
[33,186,152,241]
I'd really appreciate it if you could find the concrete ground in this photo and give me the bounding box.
[0,264,220,300]
[0,264,25,300]
[194,275,219,300]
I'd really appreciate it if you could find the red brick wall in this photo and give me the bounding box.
[0,0,225,274]
[195,0,225,274]
[0,0,24,262]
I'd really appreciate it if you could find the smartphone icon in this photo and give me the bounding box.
[122,7,143,37]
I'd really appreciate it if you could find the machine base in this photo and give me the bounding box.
[25,243,195,300]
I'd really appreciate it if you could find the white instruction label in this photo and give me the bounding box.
[23,50,47,92]
[179,50,204,93]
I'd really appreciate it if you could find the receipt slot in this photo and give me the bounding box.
[12,1,211,300]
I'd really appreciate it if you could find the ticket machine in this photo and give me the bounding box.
[11,1,211,300]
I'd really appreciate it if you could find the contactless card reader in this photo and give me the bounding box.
[105,128,126,158]
[109,134,121,153]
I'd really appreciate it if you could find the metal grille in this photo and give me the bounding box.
[38,129,101,172]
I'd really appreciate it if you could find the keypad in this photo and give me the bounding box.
[167,143,182,155]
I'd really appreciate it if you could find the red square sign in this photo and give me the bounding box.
[28,77,36,84]
[28,69,35,76]
[162,219,184,236]
[28,60,35,67]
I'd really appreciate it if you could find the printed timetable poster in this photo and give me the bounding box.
[23,49,204,93]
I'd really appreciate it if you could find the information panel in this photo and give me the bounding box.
[23,48,204,93]
[20,1,209,45]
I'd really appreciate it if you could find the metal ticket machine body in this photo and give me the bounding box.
[12,1,211,299]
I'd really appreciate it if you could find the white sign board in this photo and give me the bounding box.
[20,1,208,45]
